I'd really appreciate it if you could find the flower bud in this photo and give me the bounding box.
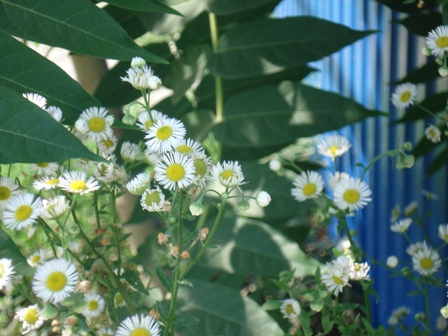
[131,57,146,69]
[439,65,448,77]
[269,159,281,172]
[237,199,250,211]
[148,76,162,90]
[414,312,425,322]
[440,304,448,319]
[436,57,444,65]
[122,114,137,125]
[402,142,412,151]
[220,192,229,201]
[181,251,190,259]
[256,191,271,207]
[190,200,205,216]
[422,46,432,56]
[386,255,398,268]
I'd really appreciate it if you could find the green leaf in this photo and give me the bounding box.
[72,299,89,314]
[174,312,200,326]
[156,266,173,292]
[105,0,181,15]
[396,12,442,36]
[0,86,106,163]
[261,300,283,311]
[156,300,169,322]
[206,0,280,15]
[427,147,448,176]
[122,270,148,294]
[0,31,100,124]
[176,280,284,336]
[198,216,320,277]
[0,0,166,63]
[377,0,437,13]
[395,61,440,85]
[209,17,375,79]
[213,82,386,147]
[41,304,58,319]
[396,92,446,123]
[0,227,33,276]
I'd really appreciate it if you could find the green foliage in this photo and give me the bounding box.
[0,227,33,276]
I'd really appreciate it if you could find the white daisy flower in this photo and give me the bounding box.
[75,107,114,143]
[23,93,47,109]
[15,304,46,333]
[317,135,351,160]
[40,196,70,220]
[280,298,301,319]
[404,201,418,216]
[391,83,418,109]
[191,153,212,189]
[386,255,399,268]
[126,172,151,196]
[33,176,60,191]
[58,171,100,195]
[390,218,412,233]
[422,189,439,200]
[29,162,59,176]
[329,171,350,190]
[98,328,115,336]
[27,249,47,267]
[0,176,20,208]
[256,191,271,207]
[173,138,204,157]
[333,176,372,211]
[390,204,400,223]
[82,292,105,318]
[425,124,441,143]
[144,149,162,166]
[406,241,428,256]
[154,152,195,190]
[145,118,186,154]
[0,258,15,290]
[321,261,351,296]
[136,110,166,132]
[46,106,63,122]
[426,25,448,57]
[32,258,78,304]
[97,135,118,156]
[121,141,141,162]
[2,194,42,230]
[121,65,161,90]
[438,224,448,243]
[388,306,410,326]
[114,293,126,308]
[140,187,166,212]
[211,161,245,188]
[411,244,441,276]
[349,261,370,281]
[116,314,161,336]
[291,171,324,202]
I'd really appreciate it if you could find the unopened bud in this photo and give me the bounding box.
[422,46,432,56]
[51,320,59,327]
[122,114,137,125]
[148,76,162,90]
[150,308,160,320]
[256,191,271,207]
[436,57,444,65]
[131,57,146,69]
[66,316,77,325]
[220,192,229,201]
[441,304,448,318]
[76,280,92,293]
[269,159,281,172]
[237,199,250,211]
[402,142,412,151]
[189,200,205,216]
[386,255,398,268]
[181,251,190,259]
[439,65,448,77]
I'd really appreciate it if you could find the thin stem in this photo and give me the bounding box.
[416,103,446,122]
[361,280,372,324]
[164,261,180,336]
[360,149,395,180]
[423,278,431,330]
[209,12,223,123]
[93,191,101,230]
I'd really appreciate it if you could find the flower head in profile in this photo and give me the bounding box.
[15,304,46,333]
[191,153,212,189]
[391,83,417,109]
[140,187,166,212]
[390,204,400,223]
[2,194,42,230]
[126,172,152,196]
[173,138,204,157]
[32,259,78,304]
[438,224,448,243]
[116,314,161,336]
[23,93,47,109]
[75,107,114,143]
[280,298,301,319]
[29,162,59,176]
[426,25,448,57]
[410,243,441,276]
[137,110,166,132]
[0,176,20,208]
[27,249,47,267]
[82,292,105,318]
[317,135,351,160]
[121,141,142,162]
[145,118,186,154]
[40,196,70,220]
[211,161,245,188]
[256,191,271,207]
[0,258,15,290]
[58,171,100,195]
[154,152,195,190]
[121,63,161,90]
[425,124,441,143]
[388,306,410,326]
[333,176,372,211]
[390,218,412,234]
[46,106,63,122]
[33,176,60,191]
[291,171,324,202]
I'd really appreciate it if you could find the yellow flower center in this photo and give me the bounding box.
[400,91,411,103]
[220,170,235,180]
[115,293,124,306]
[23,307,39,324]
[285,304,295,315]
[166,164,185,182]
[102,139,114,149]
[145,120,153,130]
[303,183,316,196]
[420,257,433,270]
[177,145,192,154]
[45,178,59,185]
[194,159,207,177]
[0,186,11,201]
[31,255,41,264]
[130,329,150,336]
[69,180,88,191]
[145,191,161,206]
[0,264,4,278]
[436,36,448,48]
[46,271,67,292]
[343,189,360,204]
[333,275,345,285]
[15,205,33,221]
[88,300,99,311]
[36,162,49,168]
[88,117,106,132]
[329,145,340,156]
[444,233,448,241]
[156,126,173,140]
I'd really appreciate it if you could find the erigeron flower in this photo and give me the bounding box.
[211,161,245,188]
[27,249,47,267]
[387,255,398,268]
[82,292,105,318]
[256,191,271,207]
[269,159,281,172]
[32,258,78,304]
[0,176,19,207]
[329,171,350,190]
[155,152,195,190]
[280,299,301,319]
[425,124,441,143]
[404,201,418,216]
[426,25,448,57]
[406,241,428,256]
[46,106,63,122]
[411,244,441,276]
[140,187,166,212]
[33,176,60,191]
[58,171,100,195]
[97,135,118,156]
[126,172,152,195]
[317,135,351,160]
[422,189,439,200]
[438,224,448,243]
[2,194,42,230]
[121,65,161,90]
[390,218,412,233]
[333,176,372,211]
[121,141,141,162]
[144,149,161,166]
[23,93,47,109]
[137,110,166,132]
[191,153,212,189]
[0,258,15,290]
[388,306,410,326]
[391,83,417,109]
[15,304,46,333]
[291,171,324,202]
[75,107,114,142]
[321,262,351,296]
[350,261,370,281]
[390,204,400,223]
[114,293,126,308]
[30,162,59,176]
[173,138,204,157]
[40,196,70,220]
[116,314,161,336]
[145,118,186,154]
[436,315,447,331]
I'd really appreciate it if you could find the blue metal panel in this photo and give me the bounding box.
[275,0,448,332]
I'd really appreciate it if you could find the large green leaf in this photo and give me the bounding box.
[0,31,99,124]
[0,86,106,163]
[105,0,181,15]
[0,227,33,277]
[206,0,280,15]
[208,16,375,79]
[395,62,439,85]
[176,280,284,336]
[427,147,448,176]
[0,0,166,63]
[396,92,446,123]
[198,216,319,277]
[213,81,387,148]
[396,12,442,36]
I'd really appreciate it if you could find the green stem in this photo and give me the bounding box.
[37,218,59,258]
[423,278,431,330]
[360,149,395,180]
[361,280,372,324]
[93,191,101,230]
[416,103,445,122]
[209,12,223,123]
[164,261,180,336]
